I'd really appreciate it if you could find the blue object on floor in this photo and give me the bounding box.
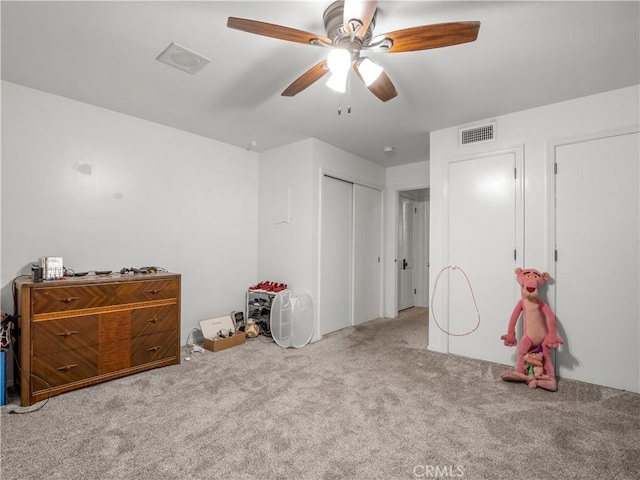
[0,351,6,406]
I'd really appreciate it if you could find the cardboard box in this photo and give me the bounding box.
[202,332,246,352]
[199,315,246,353]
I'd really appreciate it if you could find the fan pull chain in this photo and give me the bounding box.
[347,75,352,113]
[337,78,352,116]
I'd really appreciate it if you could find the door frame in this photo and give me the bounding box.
[397,193,417,311]
[391,187,430,317]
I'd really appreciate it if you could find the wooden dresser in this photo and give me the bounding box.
[17,272,181,406]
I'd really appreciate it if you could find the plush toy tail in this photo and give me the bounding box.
[500,370,529,382]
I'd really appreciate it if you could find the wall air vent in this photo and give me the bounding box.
[459,122,496,147]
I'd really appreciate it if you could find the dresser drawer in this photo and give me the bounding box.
[31,284,118,314]
[115,279,179,304]
[131,330,178,367]
[32,315,99,354]
[131,304,178,337]
[31,348,98,389]
[30,279,179,315]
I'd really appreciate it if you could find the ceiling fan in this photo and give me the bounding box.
[227,0,480,102]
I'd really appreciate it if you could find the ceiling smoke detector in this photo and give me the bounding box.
[156,42,210,74]
[383,146,395,155]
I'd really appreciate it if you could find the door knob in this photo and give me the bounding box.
[403,259,408,269]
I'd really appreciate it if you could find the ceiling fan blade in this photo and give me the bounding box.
[282,60,329,97]
[343,0,379,36]
[380,21,480,53]
[353,63,397,102]
[227,17,331,46]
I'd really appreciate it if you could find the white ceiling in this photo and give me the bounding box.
[2,1,638,167]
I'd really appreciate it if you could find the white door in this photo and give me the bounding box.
[447,150,521,364]
[398,195,416,310]
[320,176,353,336]
[354,184,382,325]
[554,132,639,392]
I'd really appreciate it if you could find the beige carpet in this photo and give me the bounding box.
[1,308,638,480]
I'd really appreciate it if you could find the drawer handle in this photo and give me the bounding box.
[145,289,160,294]
[56,364,79,371]
[147,346,161,352]
[56,330,80,338]
[147,317,160,324]
[59,296,80,303]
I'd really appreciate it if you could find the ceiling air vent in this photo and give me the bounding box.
[459,122,496,147]
[156,42,210,75]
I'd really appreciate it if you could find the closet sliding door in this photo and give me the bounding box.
[320,176,382,336]
[354,184,382,325]
[320,176,353,336]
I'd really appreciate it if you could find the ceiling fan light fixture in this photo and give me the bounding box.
[326,71,348,93]
[228,3,480,103]
[327,48,352,74]
[358,57,383,86]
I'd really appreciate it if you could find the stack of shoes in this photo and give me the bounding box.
[248,281,288,293]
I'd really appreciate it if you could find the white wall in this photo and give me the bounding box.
[383,161,430,317]
[429,86,640,370]
[312,139,386,189]
[257,139,315,293]
[258,138,385,342]
[1,81,259,344]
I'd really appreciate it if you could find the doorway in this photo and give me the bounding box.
[397,189,430,312]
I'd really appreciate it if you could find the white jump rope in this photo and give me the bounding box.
[429,265,481,336]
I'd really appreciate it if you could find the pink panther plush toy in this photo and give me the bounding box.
[500,268,564,391]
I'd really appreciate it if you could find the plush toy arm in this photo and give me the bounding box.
[501,301,523,346]
[501,333,517,346]
[544,333,564,349]
[540,301,564,349]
